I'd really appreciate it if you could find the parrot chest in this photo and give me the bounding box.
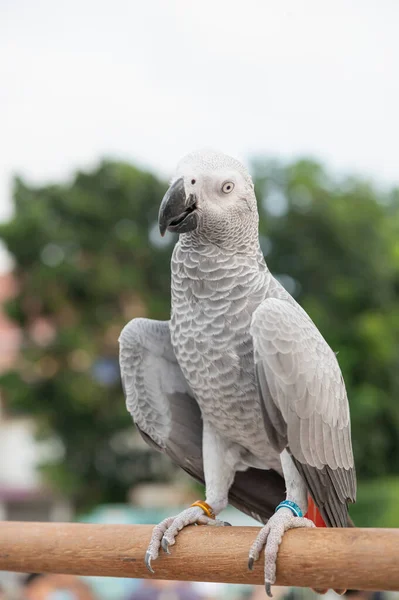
[169,245,273,458]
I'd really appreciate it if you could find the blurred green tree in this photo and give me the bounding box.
[0,161,175,509]
[1,157,398,521]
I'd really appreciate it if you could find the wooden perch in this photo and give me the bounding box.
[0,522,398,590]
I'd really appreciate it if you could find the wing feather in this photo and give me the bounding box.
[251,296,356,527]
[119,317,285,523]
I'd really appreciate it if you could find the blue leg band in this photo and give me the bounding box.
[275,500,303,518]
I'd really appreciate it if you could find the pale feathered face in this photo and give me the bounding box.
[159,150,259,251]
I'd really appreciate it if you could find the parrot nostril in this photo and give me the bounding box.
[191,179,196,185]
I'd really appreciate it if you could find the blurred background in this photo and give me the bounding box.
[0,1,398,600]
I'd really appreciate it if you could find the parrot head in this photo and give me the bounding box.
[158,150,259,251]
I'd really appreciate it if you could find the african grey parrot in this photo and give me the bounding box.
[119,150,356,595]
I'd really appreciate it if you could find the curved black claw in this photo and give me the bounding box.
[223,521,232,526]
[145,551,155,574]
[161,537,171,554]
[248,557,254,571]
[265,583,273,598]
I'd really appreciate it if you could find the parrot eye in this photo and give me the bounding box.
[222,181,235,194]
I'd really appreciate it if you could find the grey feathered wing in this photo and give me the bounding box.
[119,318,285,523]
[251,298,356,527]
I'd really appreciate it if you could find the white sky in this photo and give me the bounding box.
[1,0,398,270]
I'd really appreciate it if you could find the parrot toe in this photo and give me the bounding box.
[145,551,155,574]
[248,508,315,596]
[145,506,219,573]
[161,537,171,554]
[265,583,273,598]
[144,515,175,572]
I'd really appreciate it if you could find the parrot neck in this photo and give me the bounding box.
[171,240,270,307]
[179,231,261,256]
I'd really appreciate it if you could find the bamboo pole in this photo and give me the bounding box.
[0,522,398,591]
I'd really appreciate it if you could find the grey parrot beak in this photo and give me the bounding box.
[158,177,198,236]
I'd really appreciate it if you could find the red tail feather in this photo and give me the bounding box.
[305,496,326,527]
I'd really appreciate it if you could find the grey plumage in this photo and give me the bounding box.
[119,149,356,531]
[119,318,286,523]
[252,288,356,526]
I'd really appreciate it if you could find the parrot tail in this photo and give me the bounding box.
[305,495,355,527]
[306,495,354,595]
[305,495,327,527]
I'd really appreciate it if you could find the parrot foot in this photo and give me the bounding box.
[248,508,315,597]
[145,506,229,573]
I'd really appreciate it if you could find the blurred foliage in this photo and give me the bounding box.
[352,478,399,527]
[0,161,174,509]
[0,156,399,522]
